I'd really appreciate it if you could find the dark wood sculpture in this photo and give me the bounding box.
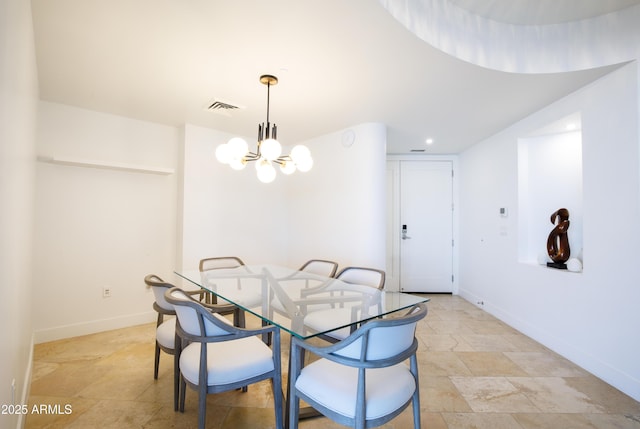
[547,208,570,268]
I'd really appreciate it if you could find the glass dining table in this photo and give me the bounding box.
[174,264,429,427]
[174,264,429,341]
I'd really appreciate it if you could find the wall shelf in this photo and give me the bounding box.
[37,156,174,175]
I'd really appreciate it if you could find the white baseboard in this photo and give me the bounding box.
[16,334,34,429]
[33,311,156,344]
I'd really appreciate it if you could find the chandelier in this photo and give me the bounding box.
[215,74,313,183]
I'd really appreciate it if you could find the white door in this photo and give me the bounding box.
[399,161,453,292]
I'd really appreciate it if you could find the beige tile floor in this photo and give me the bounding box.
[26,294,640,428]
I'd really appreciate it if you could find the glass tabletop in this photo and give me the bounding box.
[174,264,429,340]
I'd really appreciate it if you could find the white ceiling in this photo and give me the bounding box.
[30,0,637,154]
[450,0,640,25]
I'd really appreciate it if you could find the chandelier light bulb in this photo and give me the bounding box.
[215,143,231,164]
[290,145,311,163]
[260,138,282,161]
[227,137,249,159]
[280,160,296,175]
[229,158,247,170]
[295,156,313,172]
[290,145,313,172]
[256,159,276,183]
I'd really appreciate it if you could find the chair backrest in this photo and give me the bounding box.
[336,267,385,290]
[144,274,175,311]
[299,260,339,278]
[164,287,232,337]
[199,256,245,272]
[334,303,427,362]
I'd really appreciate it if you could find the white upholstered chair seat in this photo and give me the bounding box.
[156,317,176,350]
[303,307,353,340]
[180,337,274,386]
[295,359,415,420]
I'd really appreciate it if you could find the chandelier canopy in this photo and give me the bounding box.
[215,74,313,183]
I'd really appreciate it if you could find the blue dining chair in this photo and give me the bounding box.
[289,302,428,429]
[302,266,386,342]
[165,287,284,429]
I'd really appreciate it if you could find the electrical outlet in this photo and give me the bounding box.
[103,287,112,298]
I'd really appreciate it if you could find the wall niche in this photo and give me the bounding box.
[517,113,583,270]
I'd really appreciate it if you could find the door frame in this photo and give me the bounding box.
[386,154,459,294]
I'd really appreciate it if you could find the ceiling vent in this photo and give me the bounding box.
[410,149,426,152]
[205,99,244,116]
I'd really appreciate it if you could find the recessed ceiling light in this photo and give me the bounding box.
[425,138,434,145]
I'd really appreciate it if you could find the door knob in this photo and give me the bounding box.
[402,224,412,240]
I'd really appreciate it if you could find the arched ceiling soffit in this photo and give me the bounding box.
[379,0,640,73]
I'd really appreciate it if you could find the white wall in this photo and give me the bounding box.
[179,122,387,271]
[0,0,39,426]
[30,111,387,346]
[458,62,640,401]
[285,123,387,269]
[180,124,289,270]
[33,102,180,342]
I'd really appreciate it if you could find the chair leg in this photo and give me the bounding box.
[411,355,421,429]
[173,354,180,411]
[154,343,160,379]
[288,390,299,429]
[235,308,246,328]
[198,383,207,429]
[179,377,187,412]
[412,392,421,429]
[262,318,272,346]
[287,341,303,429]
[271,376,284,429]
